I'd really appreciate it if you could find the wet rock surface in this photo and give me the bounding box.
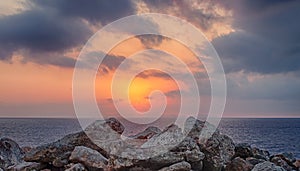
[0,117,299,171]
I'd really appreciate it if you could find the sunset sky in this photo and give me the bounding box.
[0,0,300,118]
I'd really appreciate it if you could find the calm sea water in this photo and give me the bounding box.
[0,118,299,158]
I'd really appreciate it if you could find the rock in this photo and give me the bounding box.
[158,161,191,171]
[21,147,32,153]
[111,157,135,170]
[271,153,296,168]
[130,126,161,139]
[84,119,128,156]
[225,157,253,171]
[52,157,68,168]
[104,118,125,134]
[271,156,293,171]
[234,143,253,159]
[293,160,300,168]
[25,118,124,165]
[201,133,235,171]
[142,124,184,149]
[251,161,286,171]
[246,157,265,165]
[171,137,204,170]
[184,116,219,142]
[65,163,87,171]
[252,147,270,160]
[7,162,46,171]
[69,146,108,170]
[24,131,104,165]
[0,138,24,170]
[281,152,296,163]
[183,117,235,171]
[270,153,298,171]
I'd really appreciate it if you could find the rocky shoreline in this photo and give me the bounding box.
[1,117,299,171]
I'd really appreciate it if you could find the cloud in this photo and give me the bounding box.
[0,0,136,67]
[212,0,300,74]
[0,7,91,66]
[31,0,135,24]
[136,34,169,48]
[142,0,233,38]
[136,69,171,80]
[100,55,126,74]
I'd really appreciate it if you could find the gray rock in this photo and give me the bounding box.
[271,153,296,169]
[293,160,300,169]
[0,138,24,170]
[246,157,265,165]
[183,117,235,171]
[183,116,219,142]
[24,131,104,165]
[201,132,235,171]
[146,151,186,169]
[7,162,46,171]
[84,119,128,156]
[270,156,293,171]
[69,146,108,170]
[225,157,253,171]
[130,126,161,139]
[110,157,135,170]
[142,124,184,149]
[158,161,191,171]
[65,163,87,171]
[251,161,286,171]
[252,147,270,160]
[234,143,253,159]
[104,118,125,134]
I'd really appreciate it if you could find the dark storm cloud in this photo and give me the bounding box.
[31,0,135,24]
[0,0,136,67]
[0,8,90,67]
[213,0,300,74]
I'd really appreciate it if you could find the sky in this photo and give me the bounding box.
[0,0,300,118]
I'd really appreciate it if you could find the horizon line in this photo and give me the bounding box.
[0,116,299,119]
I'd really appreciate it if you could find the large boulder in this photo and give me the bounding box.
[183,117,235,171]
[225,157,253,171]
[110,122,205,170]
[184,116,219,142]
[0,138,24,170]
[142,124,184,149]
[24,118,124,166]
[24,131,102,165]
[84,118,128,156]
[252,161,286,171]
[69,146,108,170]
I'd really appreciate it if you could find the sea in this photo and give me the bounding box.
[0,118,299,158]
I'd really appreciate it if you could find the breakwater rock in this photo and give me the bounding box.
[1,117,299,171]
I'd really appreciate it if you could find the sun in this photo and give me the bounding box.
[129,78,151,112]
